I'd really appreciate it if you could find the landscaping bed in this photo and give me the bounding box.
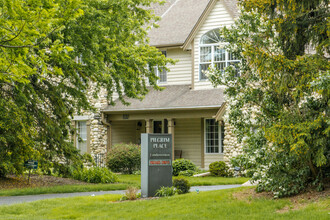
[0,174,89,190]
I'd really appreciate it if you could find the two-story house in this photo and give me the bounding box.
[73,0,242,169]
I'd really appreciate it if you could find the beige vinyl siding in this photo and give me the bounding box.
[193,0,235,90]
[204,154,224,169]
[175,118,202,167]
[165,48,192,85]
[111,121,137,146]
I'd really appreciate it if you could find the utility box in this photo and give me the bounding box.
[141,133,172,197]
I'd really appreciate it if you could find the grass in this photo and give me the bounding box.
[0,183,130,197]
[0,187,328,219]
[118,174,249,186]
[0,174,249,197]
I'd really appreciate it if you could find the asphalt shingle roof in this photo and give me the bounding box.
[102,85,224,112]
[148,0,238,47]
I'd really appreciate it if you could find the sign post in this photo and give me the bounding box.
[24,160,38,184]
[141,133,172,197]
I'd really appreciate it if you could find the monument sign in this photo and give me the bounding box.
[141,133,172,197]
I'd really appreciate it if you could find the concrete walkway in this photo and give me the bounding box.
[0,185,241,206]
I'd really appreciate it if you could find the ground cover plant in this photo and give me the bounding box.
[155,186,176,197]
[0,187,328,219]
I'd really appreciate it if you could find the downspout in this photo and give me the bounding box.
[101,112,111,127]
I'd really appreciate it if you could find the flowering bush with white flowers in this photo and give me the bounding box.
[209,4,330,198]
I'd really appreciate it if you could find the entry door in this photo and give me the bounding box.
[153,120,168,134]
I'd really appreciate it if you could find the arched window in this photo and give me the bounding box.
[199,28,239,80]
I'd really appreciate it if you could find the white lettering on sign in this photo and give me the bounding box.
[150,137,170,143]
[152,143,167,149]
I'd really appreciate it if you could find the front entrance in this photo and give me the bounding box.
[153,119,168,134]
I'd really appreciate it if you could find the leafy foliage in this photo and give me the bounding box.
[172,159,197,176]
[106,143,141,174]
[72,167,118,184]
[0,0,172,177]
[173,178,190,194]
[209,0,329,197]
[178,170,195,177]
[209,161,232,177]
[155,186,176,197]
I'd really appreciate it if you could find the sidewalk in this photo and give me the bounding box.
[0,184,241,206]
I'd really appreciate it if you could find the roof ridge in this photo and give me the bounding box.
[160,0,180,18]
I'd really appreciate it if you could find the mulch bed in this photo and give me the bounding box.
[233,184,330,213]
[0,174,89,190]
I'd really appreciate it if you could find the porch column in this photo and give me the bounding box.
[107,123,112,152]
[168,118,175,161]
[145,119,153,133]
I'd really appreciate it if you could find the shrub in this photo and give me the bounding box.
[155,186,176,197]
[72,167,118,183]
[178,170,194,177]
[106,143,141,174]
[172,159,196,176]
[121,187,140,201]
[209,161,231,177]
[173,178,190,194]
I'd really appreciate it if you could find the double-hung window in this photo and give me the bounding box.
[199,28,240,80]
[205,119,224,154]
[155,51,167,84]
[76,120,88,154]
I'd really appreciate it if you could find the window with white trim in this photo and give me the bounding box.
[155,51,167,84]
[199,28,240,80]
[205,119,224,153]
[76,120,88,153]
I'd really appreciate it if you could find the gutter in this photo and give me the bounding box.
[101,105,222,114]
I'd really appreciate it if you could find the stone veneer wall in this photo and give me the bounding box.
[223,119,243,167]
[74,86,109,158]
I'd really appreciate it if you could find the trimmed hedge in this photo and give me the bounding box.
[72,167,118,183]
[106,143,141,174]
[209,161,231,177]
[173,178,190,194]
[172,159,196,176]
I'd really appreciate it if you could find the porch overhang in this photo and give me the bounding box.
[102,84,225,117]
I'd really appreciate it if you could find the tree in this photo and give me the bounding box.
[209,0,329,197]
[0,0,172,177]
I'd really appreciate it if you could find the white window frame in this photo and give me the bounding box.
[74,118,89,154]
[204,118,223,154]
[156,51,167,84]
[199,29,240,81]
[155,67,167,84]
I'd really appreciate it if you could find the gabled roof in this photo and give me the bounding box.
[148,0,238,48]
[102,85,225,112]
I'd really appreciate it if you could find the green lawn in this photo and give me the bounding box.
[0,183,130,197]
[0,175,249,197]
[0,187,328,219]
[118,174,249,186]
